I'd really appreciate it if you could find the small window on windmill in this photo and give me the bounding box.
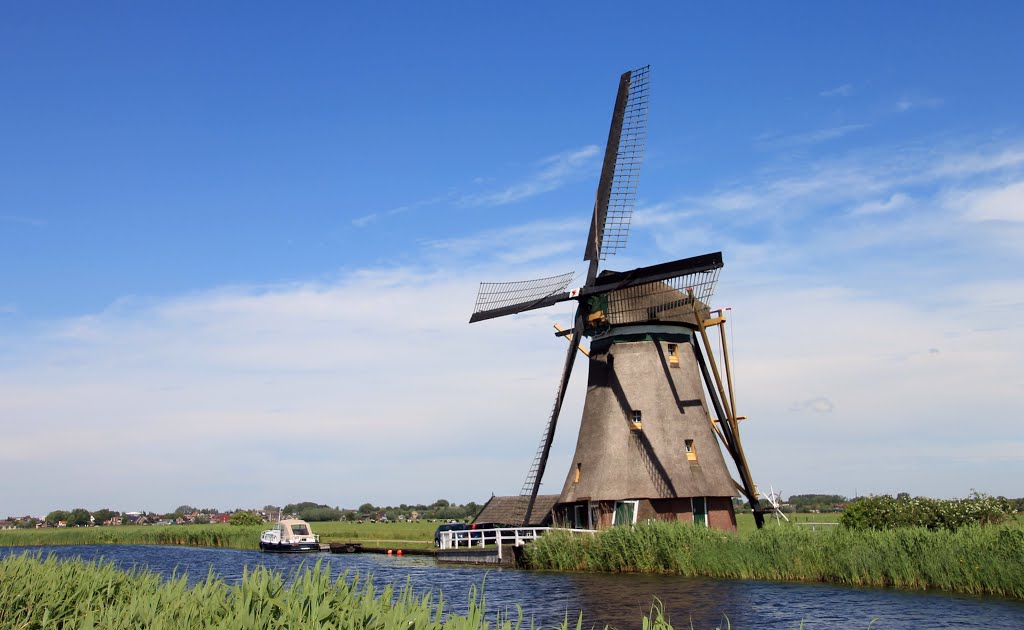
[668,344,679,367]
[685,439,697,461]
[574,463,581,483]
[630,410,642,431]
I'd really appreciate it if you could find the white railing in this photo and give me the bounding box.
[438,527,595,551]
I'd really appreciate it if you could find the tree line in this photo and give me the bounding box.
[6,499,485,528]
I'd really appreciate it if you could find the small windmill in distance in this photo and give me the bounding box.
[469,66,766,531]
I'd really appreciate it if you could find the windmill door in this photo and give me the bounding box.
[692,497,708,527]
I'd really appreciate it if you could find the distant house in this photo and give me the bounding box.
[104,517,123,526]
[410,511,420,521]
[0,520,15,530]
[213,513,231,524]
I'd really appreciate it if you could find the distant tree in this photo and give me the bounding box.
[300,506,344,522]
[174,505,197,516]
[432,499,450,509]
[67,508,91,527]
[358,503,376,515]
[263,505,281,514]
[46,510,70,526]
[92,509,116,524]
[16,517,39,529]
[896,492,911,501]
[229,511,263,526]
[194,514,211,525]
[283,502,326,515]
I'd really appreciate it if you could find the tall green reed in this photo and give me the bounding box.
[0,553,685,629]
[524,521,1024,599]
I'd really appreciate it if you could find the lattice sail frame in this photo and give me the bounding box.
[472,271,575,317]
[603,266,721,325]
[597,65,649,260]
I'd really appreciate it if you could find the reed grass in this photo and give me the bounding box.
[524,521,1024,599]
[0,524,264,549]
[0,553,685,629]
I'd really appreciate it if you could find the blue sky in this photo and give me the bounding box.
[2,3,1022,516]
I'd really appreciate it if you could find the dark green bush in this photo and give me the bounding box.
[840,492,1013,531]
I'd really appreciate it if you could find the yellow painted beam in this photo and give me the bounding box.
[553,323,591,357]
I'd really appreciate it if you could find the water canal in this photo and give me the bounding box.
[3,545,1022,628]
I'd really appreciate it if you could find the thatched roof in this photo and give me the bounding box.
[472,495,559,527]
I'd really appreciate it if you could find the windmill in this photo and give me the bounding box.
[469,66,765,530]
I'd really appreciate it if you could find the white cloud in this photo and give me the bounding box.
[949,180,1024,223]
[0,268,589,514]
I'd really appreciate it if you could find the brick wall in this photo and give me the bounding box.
[706,496,737,530]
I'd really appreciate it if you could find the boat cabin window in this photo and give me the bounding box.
[291,524,310,535]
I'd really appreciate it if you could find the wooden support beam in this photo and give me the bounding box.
[553,324,590,357]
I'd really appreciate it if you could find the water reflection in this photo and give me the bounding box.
[3,546,1022,628]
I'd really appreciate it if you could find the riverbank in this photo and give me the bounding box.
[524,521,1024,599]
[0,552,674,629]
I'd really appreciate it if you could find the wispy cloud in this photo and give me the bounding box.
[461,145,600,207]
[0,214,46,228]
[895,96,944,112]
[351,145,601,227]
[352,194,452,227]
[756,123,869,149]
[0,304,16,315]
[820,83,853,97]
[849,192,912,216]
[425,217,586,265]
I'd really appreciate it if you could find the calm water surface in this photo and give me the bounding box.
[3,545,1022,629]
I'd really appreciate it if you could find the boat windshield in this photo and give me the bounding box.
[291,524,310,535]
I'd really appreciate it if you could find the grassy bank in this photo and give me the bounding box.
[0,520,441,550]
[0,553,676,629]
[525,521,1024,599]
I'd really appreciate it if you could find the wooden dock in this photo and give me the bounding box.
[327,542,522,567]
[328,542,436,557]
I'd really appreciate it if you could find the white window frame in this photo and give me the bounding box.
[611,500,639,526]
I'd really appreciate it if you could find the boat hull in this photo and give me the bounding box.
[259,541,322,553]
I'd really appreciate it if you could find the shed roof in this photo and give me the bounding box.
[472,495,559,527]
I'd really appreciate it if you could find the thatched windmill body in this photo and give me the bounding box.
[470,66,765,531]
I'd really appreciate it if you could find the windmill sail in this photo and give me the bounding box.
[469,271,576,323]
[585,65,649,263]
